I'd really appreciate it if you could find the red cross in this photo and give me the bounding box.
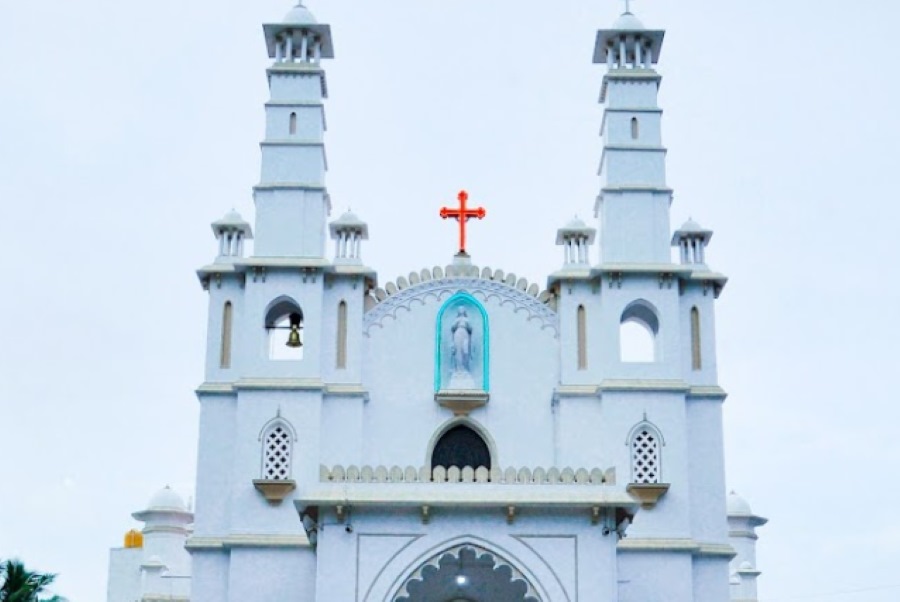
[439,190,486,254]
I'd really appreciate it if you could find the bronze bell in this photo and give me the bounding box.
[286,313,303,348]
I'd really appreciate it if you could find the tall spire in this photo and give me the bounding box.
[591,10,670,264]
[254,3,335,258]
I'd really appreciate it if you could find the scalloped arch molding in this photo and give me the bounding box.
[364,277,559,336]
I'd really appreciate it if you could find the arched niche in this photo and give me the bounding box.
[431,426,491,471]
[435,292,489,392]
[426,417,498,472]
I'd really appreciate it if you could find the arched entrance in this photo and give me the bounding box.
[394,544,541,602]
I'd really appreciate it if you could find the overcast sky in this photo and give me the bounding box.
[1,1,899,601]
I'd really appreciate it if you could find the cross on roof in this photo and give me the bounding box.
[439,190,486,255]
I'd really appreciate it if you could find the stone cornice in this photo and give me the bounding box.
[186,533,311,550]
[296,486,637,509]
[537,263,729,298]
[267,62,325,75]
[592,263,691,275]
[552,385,600,400]
[687,386,728,401]
[253,182,327,192]
[260,139,325,148]
[265,100,324,107]
[196,381,370,396]
[236,378,325,391]
[617,538,736,559]
[599,379,690,393]
[603,107,664,113]
[324,384,370,399]
[238,257,331,269]
[602,144,668,152]
[195,382,235,396]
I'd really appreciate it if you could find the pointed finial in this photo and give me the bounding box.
[623,0,633,14]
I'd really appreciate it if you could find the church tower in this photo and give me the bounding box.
[182,4,762,602]
[191,3,374,600]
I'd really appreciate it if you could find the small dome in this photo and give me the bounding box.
[564,216,589,230]
[223,209,244,222]
[283,2,317,25]
[334,210,364,225]
[147,486,186,512]
[612,11,645,30]
[679,218,706,233]
[740,561,754,571]
[727,490,753,516]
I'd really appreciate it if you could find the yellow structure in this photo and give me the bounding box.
[123,529,143,549]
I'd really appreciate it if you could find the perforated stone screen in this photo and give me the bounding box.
[264,425,292,480]
[632,429,660,484]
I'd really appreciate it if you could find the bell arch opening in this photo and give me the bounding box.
[265,296,304,360]
[430,425,491,471]
[394,545,541,602]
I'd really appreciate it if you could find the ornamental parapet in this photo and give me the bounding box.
[320,464,616,485]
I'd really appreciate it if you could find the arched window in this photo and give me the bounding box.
[220,301,233,369]
[691,306,702,370]
[265,297,304,360]
[431,425,491,471]
[577,305,587,370]
[620,300,659,363]
[289,112,297,135]
[631,117,639,140]
[261,421,295,481]
[336,300,348,369]
[630,424,663,484]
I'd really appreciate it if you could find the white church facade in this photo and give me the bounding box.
[107,3,768,601]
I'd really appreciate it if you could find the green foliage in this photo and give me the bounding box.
[0,560,67,602]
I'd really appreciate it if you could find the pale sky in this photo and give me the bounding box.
[1,1,898,601]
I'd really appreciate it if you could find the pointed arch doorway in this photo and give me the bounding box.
[394,545,541,602]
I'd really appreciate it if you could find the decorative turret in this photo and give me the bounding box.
[592,8,671,264]
[132,486,193,545]
[329,210,368,264]
[211,210,252,262]
[254,2,334,258]
[107,487,194,602]
[727,491,767,602]
[593,9,664,72]
[264,2,334,64]
[555,217,596,268]
[672,218,713,266]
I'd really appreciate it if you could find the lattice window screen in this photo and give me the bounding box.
[632,428,660,484]
[263,425,292,480]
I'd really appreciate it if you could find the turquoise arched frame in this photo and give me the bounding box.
[434,292,490,392]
